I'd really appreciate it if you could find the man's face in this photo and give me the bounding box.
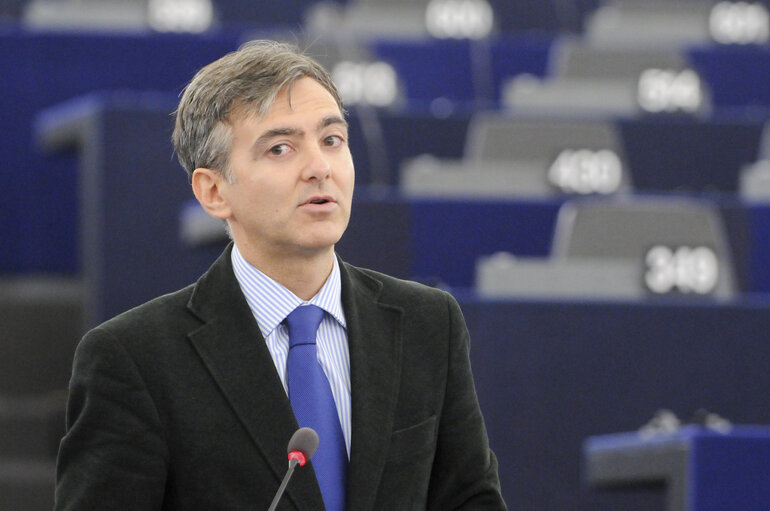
[216,77,354,261]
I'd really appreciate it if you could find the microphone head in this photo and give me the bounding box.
[287,427,319,463]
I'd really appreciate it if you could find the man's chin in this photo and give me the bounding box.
[301,224,346,247]
[293,232,344,255]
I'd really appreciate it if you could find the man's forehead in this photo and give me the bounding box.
[231,78,341,125]
[271,77,341,116]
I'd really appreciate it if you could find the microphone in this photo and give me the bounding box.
[267,427,319,511]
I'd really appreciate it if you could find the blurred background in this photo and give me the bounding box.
[2,0,770,509]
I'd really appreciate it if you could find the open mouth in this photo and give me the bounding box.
[305,195,334,206]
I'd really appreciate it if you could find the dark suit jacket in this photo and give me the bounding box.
[55,245,506,510]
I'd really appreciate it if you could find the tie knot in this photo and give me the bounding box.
[285,305,325,348]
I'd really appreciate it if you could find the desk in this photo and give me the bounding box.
[584,425,770,511]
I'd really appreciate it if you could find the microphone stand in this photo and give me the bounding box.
[267,458,300,511]
[268,427,317,510]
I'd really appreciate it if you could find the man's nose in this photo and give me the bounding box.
[303,144,332,181]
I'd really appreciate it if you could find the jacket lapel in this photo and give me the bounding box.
[340,261,404,511]
[184,246,323,510]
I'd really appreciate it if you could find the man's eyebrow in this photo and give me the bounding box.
[319,115,348,130]
[250,127,299,154]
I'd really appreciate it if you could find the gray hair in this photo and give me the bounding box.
[172,40,343,182]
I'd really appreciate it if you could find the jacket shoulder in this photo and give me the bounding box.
[342,262,457,312]
[87,283,198,345]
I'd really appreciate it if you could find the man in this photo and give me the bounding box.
[55,40,506,510]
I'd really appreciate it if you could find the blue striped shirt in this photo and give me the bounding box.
[230,244,352,455]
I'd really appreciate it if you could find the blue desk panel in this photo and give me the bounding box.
[746,204,770,294]
[618,116,765,194]
[584,425,770,511]
[408,197,561,287]
[689,45,770,109]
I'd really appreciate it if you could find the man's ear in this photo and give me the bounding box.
[191,168,232,220]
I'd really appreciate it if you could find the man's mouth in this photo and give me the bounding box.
[304,196,334,206]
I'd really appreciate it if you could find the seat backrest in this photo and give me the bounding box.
[551,196,737,296]
[552,40,688,80]
[463,113,632,195]
[554,197,727,257]
[307,0,433,39]
[583,0,713,48]
[464,113,623,162]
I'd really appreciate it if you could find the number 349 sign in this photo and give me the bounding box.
[644,245,720,295]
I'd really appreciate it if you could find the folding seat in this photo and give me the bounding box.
[23,0,311,32]
[401,112,631,198]
[503,37,711,116]
[583,0,713,48]
[305,0,435,39]
[305,0,503,108]
[476,196,736,299]
[502,0,718,116]
[23,0,150,30]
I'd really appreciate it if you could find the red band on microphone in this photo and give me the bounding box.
[288,450,307,467]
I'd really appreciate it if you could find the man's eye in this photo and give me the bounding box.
[269,144,291,156]
[324,135,343,147]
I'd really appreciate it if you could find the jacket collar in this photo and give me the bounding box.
[339,261,404,511]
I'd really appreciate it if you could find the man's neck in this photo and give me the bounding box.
[234,242,335,301]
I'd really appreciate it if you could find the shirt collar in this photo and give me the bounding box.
[231,244,346,339]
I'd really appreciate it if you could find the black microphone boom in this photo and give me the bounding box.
[267,427,319,511]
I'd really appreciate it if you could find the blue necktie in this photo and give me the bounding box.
[285,304,347,511]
